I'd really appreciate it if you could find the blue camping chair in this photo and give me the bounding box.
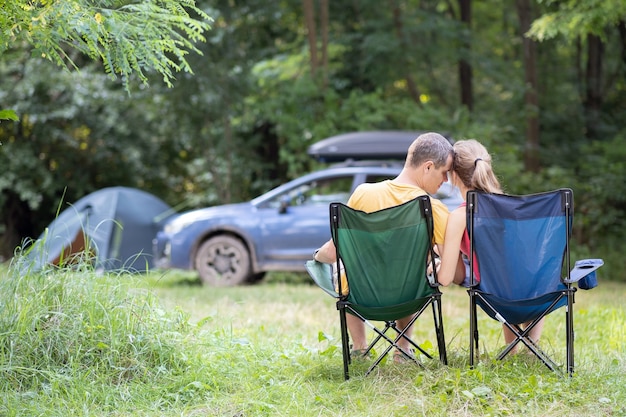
[466,189,603,376]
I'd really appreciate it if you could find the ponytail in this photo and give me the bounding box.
[472,159,502,193]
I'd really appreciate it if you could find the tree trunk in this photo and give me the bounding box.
[302,0,318,78]
[618,20,626,66]
[320,0,329,89]
[458,0,473,111]
[515,0,540,172]
[584,34,604,140]
[389,0,422,105]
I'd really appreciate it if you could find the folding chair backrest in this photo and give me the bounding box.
[331,196,435,315]
[467,189,573,300]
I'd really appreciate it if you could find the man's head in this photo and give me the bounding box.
[404,132,454,194]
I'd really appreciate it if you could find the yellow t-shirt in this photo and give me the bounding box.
[334,180,449,294]
[346,180,448,245]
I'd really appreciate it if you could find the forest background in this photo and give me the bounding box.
[1,0,625,281]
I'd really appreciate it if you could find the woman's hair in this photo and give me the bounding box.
[407,132,454,169]
[453,139,502,193]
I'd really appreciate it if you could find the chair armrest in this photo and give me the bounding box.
[564,258,604,289]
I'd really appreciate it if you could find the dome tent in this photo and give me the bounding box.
[21,187,174,273]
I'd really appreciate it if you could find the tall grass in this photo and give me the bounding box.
[1,265,625,416]
[0,266,198,415]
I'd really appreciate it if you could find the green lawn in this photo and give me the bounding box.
[146,271,626,416]
[1,268,625,416]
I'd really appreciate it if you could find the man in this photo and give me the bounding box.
[313,132,453,362]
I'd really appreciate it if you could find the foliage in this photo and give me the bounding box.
[1,0,626,272]
[0,110,18,122]
[573,133,626,244]
[2,267,625,415]
[0,49,185,253]
[529,0,626,41]
[0,0,212,91]
[0,0,213,251]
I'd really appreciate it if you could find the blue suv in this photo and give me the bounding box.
[153,132,462,286]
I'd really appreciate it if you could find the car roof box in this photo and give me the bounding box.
[308,131,452,163]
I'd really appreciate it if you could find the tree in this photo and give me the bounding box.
[301,0,329,87]
[458,0,473,111]
[527,0,626,140]
[516,0,540,172]
[389,0,423,106]
[0,0,212,257]
[0,51,183,257]
[0,0,212,91]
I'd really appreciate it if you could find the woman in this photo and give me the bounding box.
[437,139,543,353]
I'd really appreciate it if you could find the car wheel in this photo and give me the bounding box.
[195,235,251,286]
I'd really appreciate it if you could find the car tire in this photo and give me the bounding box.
[195,235,251,286]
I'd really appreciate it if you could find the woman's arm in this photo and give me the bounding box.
[437,207,466,286]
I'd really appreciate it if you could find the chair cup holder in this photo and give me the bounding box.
[578,271,598,290]
[572,259,603,290]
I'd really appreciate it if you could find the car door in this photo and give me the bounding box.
[256,174,355,269]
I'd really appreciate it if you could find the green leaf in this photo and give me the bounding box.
[318,331,333,342]
[462,390,474,399]
[0,110,19,121]
[471,386,492,398]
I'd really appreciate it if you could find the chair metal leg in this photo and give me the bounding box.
[431,295,448,365]
[566,289,575,377]
[338,303,351,380]
[496,321,560,373]
[343,298,443,376]
[469,289,478,368]
[338,294,448,378]
[476,290,574,376]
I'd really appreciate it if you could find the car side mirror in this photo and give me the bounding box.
[279,196,290,214]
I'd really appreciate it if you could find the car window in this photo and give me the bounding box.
[265,176,353,209]
[365,174,395,183]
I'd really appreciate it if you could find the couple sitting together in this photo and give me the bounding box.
[312,132,541,362]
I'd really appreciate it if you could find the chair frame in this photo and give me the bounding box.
[466,189,576,376]
[331,196,447,380]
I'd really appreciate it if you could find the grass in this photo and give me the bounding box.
[1,266,625,416]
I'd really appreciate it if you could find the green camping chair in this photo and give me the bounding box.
[306,196,447,380]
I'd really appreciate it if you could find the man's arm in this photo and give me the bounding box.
[313,239,337,263]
